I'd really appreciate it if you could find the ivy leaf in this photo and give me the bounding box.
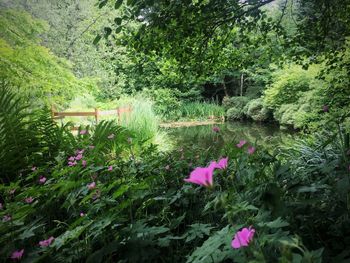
[115,0,123,9]
[93,35,102,45]
[114,17,122,25]
[99,0,108,8]
[115,27,122,34]
[104,27,112,38]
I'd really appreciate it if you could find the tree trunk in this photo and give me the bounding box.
[222,80,229,97]
[240,73,244,96]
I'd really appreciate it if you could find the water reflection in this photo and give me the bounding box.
[164,122,294,152]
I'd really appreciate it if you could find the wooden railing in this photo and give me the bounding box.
[51,105,132,124]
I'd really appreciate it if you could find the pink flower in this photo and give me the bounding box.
[184,161,217,187]
[236,140,247,148]
[165,165,170,170]
[79,130,87,135]
[39,236,54,247]
[87,182,96,190]
[215,157,228,169]
[212,126,220,133]
[10,249,24,260]
[108,134,115,139]
[25,197,34,204]
[31,166,37,171]
[39,176,46,184]
[3,215,11,222]
[68,156,75,161]
[75,154,83,161]
[89,145,95,149]
[82,160,87,167]
[231,227,255,249]
[76,149,85,155]
[68,161,77,167]
[80,212,85,217]
[248,146,256,155]
[108,166,113,171]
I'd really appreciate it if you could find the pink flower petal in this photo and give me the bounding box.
[236,140,247,148]
[216,157,228,169]
[87,182,96,190]
[39,236,55,247]
[10,249,24,260]
[248,146,256,155]
[231,227,255,249]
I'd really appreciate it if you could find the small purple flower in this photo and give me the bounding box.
[236,140,247,148]
[87,182,96,190]
[76,149,85,155]
[248,146,256,155]
[80,212,85,217]
[39,236,54,247]
[82,160,87,167]
[79,130,87,135]
[68,156,75,161]
[75,153,83,161]
[212,126,220,133]
[39,176,47,184]
[25,197,34,204]
[31,166,37,171]
[10,249,24,260]
[68,161,77,167]
[3,215,11,222]
[108,166,113,171]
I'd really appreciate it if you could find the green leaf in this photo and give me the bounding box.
[114,17,122,25]
[53,224,91,249]
[258,217,289,229]
[104,27,112,38]
[186,225,238,263]
[99,0,108,8]
[115,27,122,34]
[115,0,123,9]
[93,35,102,45]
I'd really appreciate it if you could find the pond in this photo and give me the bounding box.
[164,121,294,153]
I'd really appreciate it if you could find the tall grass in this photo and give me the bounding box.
[165,101,224,121]
[120,99,159,142]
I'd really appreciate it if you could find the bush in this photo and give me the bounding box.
[226,107,245,121]
[142,88,182,119]
[222,96,249,110]
[264,64,323,109]
[245,98,271,122]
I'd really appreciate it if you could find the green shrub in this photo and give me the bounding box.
[142,88,182,119]
[245,98,271,122]
[226,107,245,121]
[264,64,322,109]
[222,96,249,110]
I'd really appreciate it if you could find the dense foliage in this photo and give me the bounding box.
[1,89,350,262]
[1,0,350,262]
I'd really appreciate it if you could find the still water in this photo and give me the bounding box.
[164,121,294,152]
